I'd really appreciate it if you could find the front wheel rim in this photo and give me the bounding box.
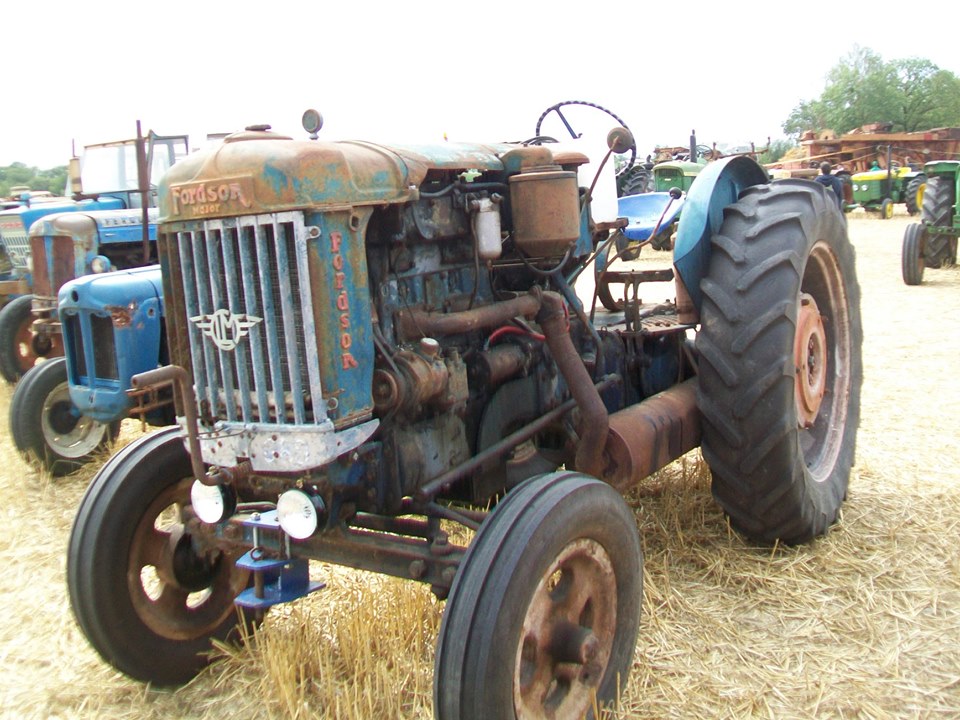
[40,381,108,458]
[514,538,617,720]
[128,478,247,641]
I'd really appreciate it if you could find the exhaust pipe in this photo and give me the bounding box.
[537,291,609,477]
[601,378,701,491]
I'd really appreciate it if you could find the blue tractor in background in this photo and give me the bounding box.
[9,265,172,474]
[0,126,188,382]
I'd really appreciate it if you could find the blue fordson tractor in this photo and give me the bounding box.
[9,265,173,475]
[0,126,187,383]
[67,108,863,718]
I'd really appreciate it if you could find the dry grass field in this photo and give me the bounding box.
[0,210,957,719]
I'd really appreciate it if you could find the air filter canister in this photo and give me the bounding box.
[509,169,581,256]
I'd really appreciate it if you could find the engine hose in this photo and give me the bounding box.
[397,288,542,340]
[537,291,609,477]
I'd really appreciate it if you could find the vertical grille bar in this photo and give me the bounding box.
[179,230,215,415]
[253,222,287,423]
[218,220,254,422]
[274,218,306,424]
[296,222,326,422]
[237,217,271,421]
[204,225,238,422]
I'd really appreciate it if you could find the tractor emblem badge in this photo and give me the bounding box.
[190,309,262,351]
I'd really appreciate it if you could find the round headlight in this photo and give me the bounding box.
[277,489,325,539]
[90,255,112,273]
[190,480,235,524]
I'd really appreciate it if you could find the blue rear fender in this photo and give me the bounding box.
[673,156,770,313]
[59,266,164,422]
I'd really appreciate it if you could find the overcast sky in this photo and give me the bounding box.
[3,0,957,169]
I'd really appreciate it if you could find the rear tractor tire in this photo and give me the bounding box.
[68,428,253,685]
[696,179,863,544]
[10,358,120,475]
[0,294,63,383]
[904,176,925,216]
[434,471,643,719]
[920,176,958,268]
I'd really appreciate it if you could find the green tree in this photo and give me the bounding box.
[783,46,960,136]
[759,138,797,165]
[0,163,68,198]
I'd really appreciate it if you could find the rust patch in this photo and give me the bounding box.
[106,304,134,328]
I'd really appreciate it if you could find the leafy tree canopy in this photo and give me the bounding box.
[783,46,960,137]
[0,163,68,198]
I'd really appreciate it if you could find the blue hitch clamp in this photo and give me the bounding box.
[233,510,325,611]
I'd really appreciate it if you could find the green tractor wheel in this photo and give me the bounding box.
[921,177,958,268]
[904,176,926,216]
[880,198,894,220]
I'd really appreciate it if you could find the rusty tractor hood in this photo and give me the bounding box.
[159,129,516,222]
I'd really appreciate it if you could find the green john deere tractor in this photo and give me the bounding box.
[851,165,926,218]
[901,160,959,285]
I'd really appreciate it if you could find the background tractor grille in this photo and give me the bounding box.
[159,212,325,425]
[64,312,119,382]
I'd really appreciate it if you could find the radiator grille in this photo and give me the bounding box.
[30,235,75,298]
[63,312,119,382]
[160,212,324,425]
[0,218,28,269]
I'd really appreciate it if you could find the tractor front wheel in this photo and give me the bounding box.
[68,428,253,685]
[10,358,119,475]
[696,179,863,543]
[880,197,894,219]
[434,471,642,719]
[901,223,925,286]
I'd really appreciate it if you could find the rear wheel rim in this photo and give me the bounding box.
[794,293,827,428]
[799,241,853,482]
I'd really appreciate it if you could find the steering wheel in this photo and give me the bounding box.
[535,100,636,177]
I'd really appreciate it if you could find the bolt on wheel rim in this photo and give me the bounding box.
[128,479,247,640]
[794,293,827,428]
[514,538,617,720]
[799,241,854,483]
[40,381,108,458]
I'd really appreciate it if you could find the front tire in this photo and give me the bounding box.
[901,223,925,286]
[10,357,119,475]
[434,471,642,720]
[880,197,894,219]
[696,180,863,543]
[68,428,252,685]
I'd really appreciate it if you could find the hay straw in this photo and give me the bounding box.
[0,211,958,718]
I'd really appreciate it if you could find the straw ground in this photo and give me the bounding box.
[0,209,957,719]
